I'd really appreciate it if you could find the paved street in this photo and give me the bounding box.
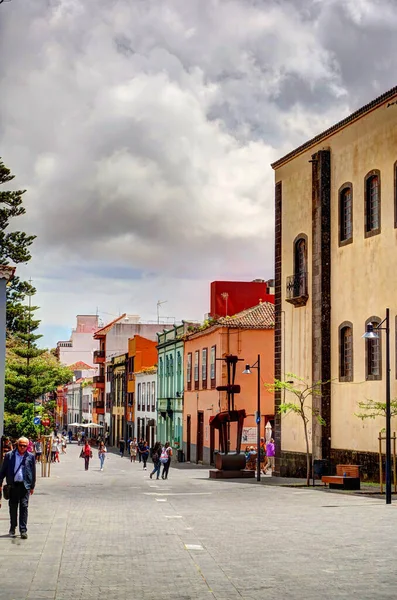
[0,445,396,600]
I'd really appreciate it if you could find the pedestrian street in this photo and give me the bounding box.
[0,444,396,600]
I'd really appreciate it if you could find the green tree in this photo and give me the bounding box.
[267,374,326,486]
[5,292,72,415]
[355,398,397,424]
[0,158,36,332]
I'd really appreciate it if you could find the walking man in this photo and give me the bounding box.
[0,436,36,539]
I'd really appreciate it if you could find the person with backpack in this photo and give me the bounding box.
[149,442,162,480]
[160,442,172,480]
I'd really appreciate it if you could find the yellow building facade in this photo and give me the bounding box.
[272,86,397,479]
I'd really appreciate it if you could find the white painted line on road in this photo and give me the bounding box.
[185,544,203,550]
[155,498,167,502]
[165,515,182,519]
[144,492,212,496]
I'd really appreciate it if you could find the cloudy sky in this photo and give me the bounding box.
[0,0,396,347]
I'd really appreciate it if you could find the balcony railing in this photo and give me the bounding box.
[157,397,183,415]
[286,271,308,306]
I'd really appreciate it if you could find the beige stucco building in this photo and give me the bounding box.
[272,85,397,479]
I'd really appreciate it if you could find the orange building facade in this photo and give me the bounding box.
[126,335,158,438]
[182,303,274,465]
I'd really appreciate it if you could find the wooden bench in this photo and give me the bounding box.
[322,465,360,490]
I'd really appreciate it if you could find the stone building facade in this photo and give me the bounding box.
[272,85,397,479]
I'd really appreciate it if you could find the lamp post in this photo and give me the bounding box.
[243,354,261,482]
[363,308,391,504]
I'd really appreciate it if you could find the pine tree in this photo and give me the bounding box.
[5,290,72,414]
[0,158,36,332]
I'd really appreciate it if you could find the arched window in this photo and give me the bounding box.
[339,183,353,245]
[365,317,382,380]
[294,237,307,276]
[339,322,353,381]
[365,170,381,236]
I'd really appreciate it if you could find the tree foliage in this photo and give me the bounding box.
[267,374,326,486]
[355,398,397,422]
[0,158,36,332]
[5,291,72,419]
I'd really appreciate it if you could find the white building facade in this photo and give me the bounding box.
[135,369,157,448]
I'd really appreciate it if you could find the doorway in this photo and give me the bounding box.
[197,411,204,463]
[186,415,191,462]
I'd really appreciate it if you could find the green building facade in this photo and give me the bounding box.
[156,323,191,453]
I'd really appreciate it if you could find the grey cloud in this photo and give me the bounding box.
[0,0,396,344]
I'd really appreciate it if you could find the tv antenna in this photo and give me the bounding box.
[157,300,167,324]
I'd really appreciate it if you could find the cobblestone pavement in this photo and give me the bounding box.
[0,445,396,600]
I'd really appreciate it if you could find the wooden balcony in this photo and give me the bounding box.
[286,271,309,307]
[93,375,105,389]
[93,350,105,364]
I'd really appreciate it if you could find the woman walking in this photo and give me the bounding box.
[130,438,138,463]
[34,438,43,463]
[81,440,93,471]
[149,442,162,480]
[98,441,107,471]
[141,440,150,470]
[160,442,172,480]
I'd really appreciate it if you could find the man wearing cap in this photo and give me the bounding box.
[0,436,36,539]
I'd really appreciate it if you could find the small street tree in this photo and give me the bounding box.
[267,374,326,486]
[355,398,397,423]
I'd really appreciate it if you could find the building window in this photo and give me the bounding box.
[151,381,156,412]
[286,234,308,306]
[187,353,192,391]
[169,355,174,375]
[159,357,163,377]
[202,348,208,389]
[194,350,199,390]
[142,383,146,411]
[339,322,353,382]
[210,345,216,388]
[137,383,141,411]
[365,317,382,380]
[165,356,169,377]
[177,351,182,374]
[364,170,381,237]
[147,383,150,411]
[339,183,353,245]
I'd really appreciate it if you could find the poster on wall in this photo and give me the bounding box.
[242,427,257,445]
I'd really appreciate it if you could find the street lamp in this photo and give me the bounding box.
[243,354,261,482]
[363,308,391,504]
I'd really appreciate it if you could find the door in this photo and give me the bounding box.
[186,415,191,462]
[210,423,215,465]
[197,411,204,463]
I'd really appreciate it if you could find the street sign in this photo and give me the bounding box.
[33,416,41,425]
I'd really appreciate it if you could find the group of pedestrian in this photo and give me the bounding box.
[245,437,275,474]
[117,437,173,479]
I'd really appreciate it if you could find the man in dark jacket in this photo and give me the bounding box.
[0,436,36,538]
